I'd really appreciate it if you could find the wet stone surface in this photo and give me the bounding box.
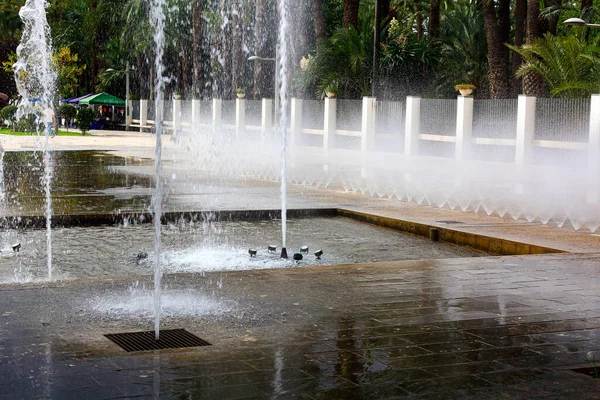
[1,254,600,398]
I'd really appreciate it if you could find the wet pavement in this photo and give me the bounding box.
[0,132,599,398]
[1,254,600,398]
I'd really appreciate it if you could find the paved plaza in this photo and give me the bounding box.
[0,131,599,399]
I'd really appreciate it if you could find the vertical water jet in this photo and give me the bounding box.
[13,0,57,281]
[277,0,289,250]
[149,0,167,341]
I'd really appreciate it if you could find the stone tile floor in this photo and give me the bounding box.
[1,254,599,399]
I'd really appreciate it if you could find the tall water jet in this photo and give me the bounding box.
[277,0,289,256]
[150,0,167,340]
[13,0,57,280]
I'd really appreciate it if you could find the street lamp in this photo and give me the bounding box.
[106,62,134,129]
[248,52,280,127]
[563,17,600,28]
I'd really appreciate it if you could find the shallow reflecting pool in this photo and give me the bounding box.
[0,216,482,283]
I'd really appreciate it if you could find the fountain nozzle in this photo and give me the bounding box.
[268,245,277,254]
[248,249,257,258]
[293,253,303,264]
[300,245,309,254]
[314,249,323,260]
[280,247,288,259]
[12,243,21,253]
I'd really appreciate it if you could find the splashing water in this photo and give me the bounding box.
[13,0,57,281]
[277,0,289,248]
[150,0,167,340]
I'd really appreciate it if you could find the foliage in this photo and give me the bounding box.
[301,25,372,99]
[58,104,77,132]
[235,87,245,94]
[76,107,95,135]
[380,20,439,97]
[509,34,600,98]
[455,84,475,90]
[436,1,488,97]
[0,105,18,131]
[53,47,86,99]
[1,51,17,75]
[3,47,86,100]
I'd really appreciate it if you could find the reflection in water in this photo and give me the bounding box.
[335,317,361,386]
[153,353,161,398]
[271,348,284,396]
[1,151,153,216]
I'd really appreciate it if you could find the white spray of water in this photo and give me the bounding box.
[277,0,289,248]
[150,0,167,341]
[13,0,57,280]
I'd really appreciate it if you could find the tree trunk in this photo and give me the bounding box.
[523,0,547,97]
[416,5,424,40]
[429,0,440,40]
[482,0,511,98]
[219,0,232,99]
[512,0,527,95]
[545,0,560,35]
[343,0,360,30]
[192,0,203,98]
[312,0,327,48]
[581,0,593,16]
[581,0,594,41]
[254,0,268,98]
[231,0,244,98]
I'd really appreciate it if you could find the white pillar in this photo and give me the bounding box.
[126,99,133,127]
[324,98,336,149]
[516,95,536,165]
[191,99,201,129]
[455,95,474,160]
[290,98,303,147]
[587,95,600,203]
[139,99,148,133]
[173,99,182,133]
[361,96,376,152]
[261,98,273,138]
[236,98,245,138]
[404,96,420,156]
[212,98,222,128]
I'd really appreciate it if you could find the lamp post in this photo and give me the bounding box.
[248,50,280,127]
[106,62,133,129]
[563,17,600,28]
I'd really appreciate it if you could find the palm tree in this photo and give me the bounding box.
[344,0,361,30]
[522,0,548,97]
[509,34,600,98]
[482,0,512,98]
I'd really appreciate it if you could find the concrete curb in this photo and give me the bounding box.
[337,208,565,256]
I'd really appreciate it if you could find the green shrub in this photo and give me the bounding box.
[16,111,43,134]
[1,106,18,131]
[58,104,77,132]
[76,107,95,135]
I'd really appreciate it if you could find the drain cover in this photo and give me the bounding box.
[436,220,464,225]
[104,329,211,352]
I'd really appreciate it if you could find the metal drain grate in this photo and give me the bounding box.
[436,220,465,225]
[104,329,211,352]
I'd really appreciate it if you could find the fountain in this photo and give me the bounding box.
[4,0,600,348]
[12,0,57,281]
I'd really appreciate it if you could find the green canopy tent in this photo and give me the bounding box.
[79,92,125,106]
[79,92,126,130]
